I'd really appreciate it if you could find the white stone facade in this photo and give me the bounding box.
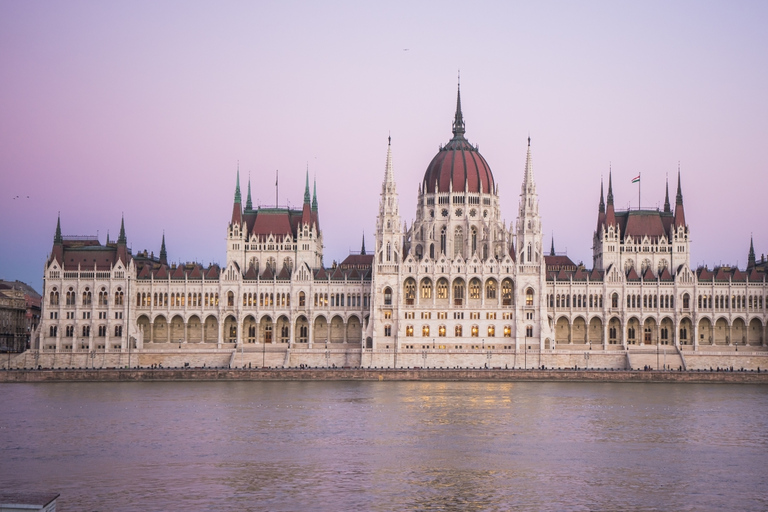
[37,89,768,368]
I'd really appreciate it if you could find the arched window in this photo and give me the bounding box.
[612,293,619,308]
[527,244,532,262]
[384,287,392,306]
[485,280,497,300]
[227,291,234,307]
[420,279,432,300]
[455,325,463,337]
[453,280,465,306]
[454,227,464,258]
[429,243,435,259]
[387,242,391,262]
[436,279,448,300]
[526,288,534,306]
[471,227,477,255]
[502,280,513,306]
[299,291,306,307]
[469,279,481,300]
[404,279,416,305]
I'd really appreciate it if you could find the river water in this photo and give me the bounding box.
[1,381,766,511]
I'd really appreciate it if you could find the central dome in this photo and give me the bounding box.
[422,87,495,194]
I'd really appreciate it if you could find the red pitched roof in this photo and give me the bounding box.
[244,265,258,280]
[642,266,656,281]
[251,210,294,241]
[626,267,640,281]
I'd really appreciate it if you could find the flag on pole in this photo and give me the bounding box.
[631,175,640,183]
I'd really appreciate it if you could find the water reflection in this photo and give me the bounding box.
[0,382,766,511]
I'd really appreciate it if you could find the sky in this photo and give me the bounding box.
[1,0,767,293]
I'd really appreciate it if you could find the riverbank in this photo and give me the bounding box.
[1,367,766,383]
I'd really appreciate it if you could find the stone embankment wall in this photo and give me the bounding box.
[2,348,766,373]
[1,368,766,384]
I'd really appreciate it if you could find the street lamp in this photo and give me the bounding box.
[584,351,590,370]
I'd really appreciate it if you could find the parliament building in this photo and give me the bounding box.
[35,87,768,370]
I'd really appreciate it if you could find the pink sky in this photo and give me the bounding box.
[1,1,767,292]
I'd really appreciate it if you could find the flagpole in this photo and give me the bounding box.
[275,170,278,208]
[638,171,641,210]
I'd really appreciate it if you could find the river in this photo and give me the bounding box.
[1,381,766,511]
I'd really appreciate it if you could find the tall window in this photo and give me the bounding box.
[440,227,446,255]
[421,279,432,299]
[526,288,534,306]
[384,287,392,306]
[453,280,464,306]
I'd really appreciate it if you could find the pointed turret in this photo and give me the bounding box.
[361,233,366,256]
[50,214,64,264]
[452,82,465,139]
[516,137,542,265]
[550,236,555,256]
[605,172,616,227]
[674,170,686,228]
[311,177,318,211]
[160,232,168,265]
[596,179,606,232]
[230,170,243,226]
[118,214,126,244]
[234,167,241,203]
[375,135,402,264]
[54,213,63,244]
[663,178,671,213]
[521,136,535,197]
[301,169,312,226]
[245,176,253,212]
[116,214,130,264]
[748,236,756,269]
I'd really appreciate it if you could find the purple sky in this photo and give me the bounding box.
[2,1,767,293]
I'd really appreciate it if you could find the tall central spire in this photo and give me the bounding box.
[452,80,465,139]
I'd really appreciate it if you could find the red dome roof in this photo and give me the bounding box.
[422,137,494,194]
[422,86,495,194]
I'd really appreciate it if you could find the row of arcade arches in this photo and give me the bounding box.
[136,314,364,344]
[553,316,765,346]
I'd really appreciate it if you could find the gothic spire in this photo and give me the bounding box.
[304,168,311,204]
[451,80,465,139]
[605,171,616,227]
[748,235,756,269]
[664,177,671,213]
[118,214,126,244]
[550,236,555,256]
[674,168,686,228]
[54,213,62,244]
[606,171,614,206]
[598,179,605,213]
[160,232,167,265]
[384,134,394,184]
[245,175,252,211]
[521,136,535,196]
[234,166,242,204]
[361,233,366,255]
[311,176,318,211]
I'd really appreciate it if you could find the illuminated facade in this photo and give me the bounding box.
[37,87,768,368]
